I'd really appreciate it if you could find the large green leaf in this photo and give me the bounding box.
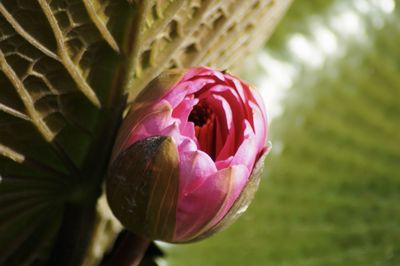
[0,0,292,265]
[166,0,400,265]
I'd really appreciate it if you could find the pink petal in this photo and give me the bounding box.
[163,84,189,108]
[174,78,216,95]
[180,120,196,142]
[172,96,198,139]
[231,120,257,172]
[179,150,217,196]
[214,88,246,161]
[200,164,250,232]
[215,155,233,169]
[249,100,268,153]
[195,115,217,159]
[122,100,174,150]
[223,75,267,151]
[205,94,232,158]
[250,87,267,122]
[178,137,198,154]
[224,76,255,124]
[183,67,224,82]
[175,164,249,241]
[225,74,249,104]
[181,67,211,80]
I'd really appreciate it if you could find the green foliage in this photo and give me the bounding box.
[166,0,400,265]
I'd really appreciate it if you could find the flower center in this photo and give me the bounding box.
[189,101,213,127]
[189,100,217,160]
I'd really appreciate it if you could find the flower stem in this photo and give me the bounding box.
[108,232,150,266]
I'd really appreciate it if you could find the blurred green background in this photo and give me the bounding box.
[164,0,400,265]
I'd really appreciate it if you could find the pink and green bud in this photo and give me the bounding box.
[107,67,269,243]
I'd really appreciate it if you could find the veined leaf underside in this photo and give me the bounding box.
[124,0,292,102]
[0,0,126,264]
[0,0,118,140]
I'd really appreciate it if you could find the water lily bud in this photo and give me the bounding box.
[107,67,269,243]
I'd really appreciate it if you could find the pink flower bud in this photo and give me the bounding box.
[107,67,269,243]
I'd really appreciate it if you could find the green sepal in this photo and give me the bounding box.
[106,136,180,242]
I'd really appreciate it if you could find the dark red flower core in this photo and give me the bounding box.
[189,100,216,160]
[189,100,213,127]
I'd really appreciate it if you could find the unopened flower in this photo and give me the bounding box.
[107,67,269,243]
